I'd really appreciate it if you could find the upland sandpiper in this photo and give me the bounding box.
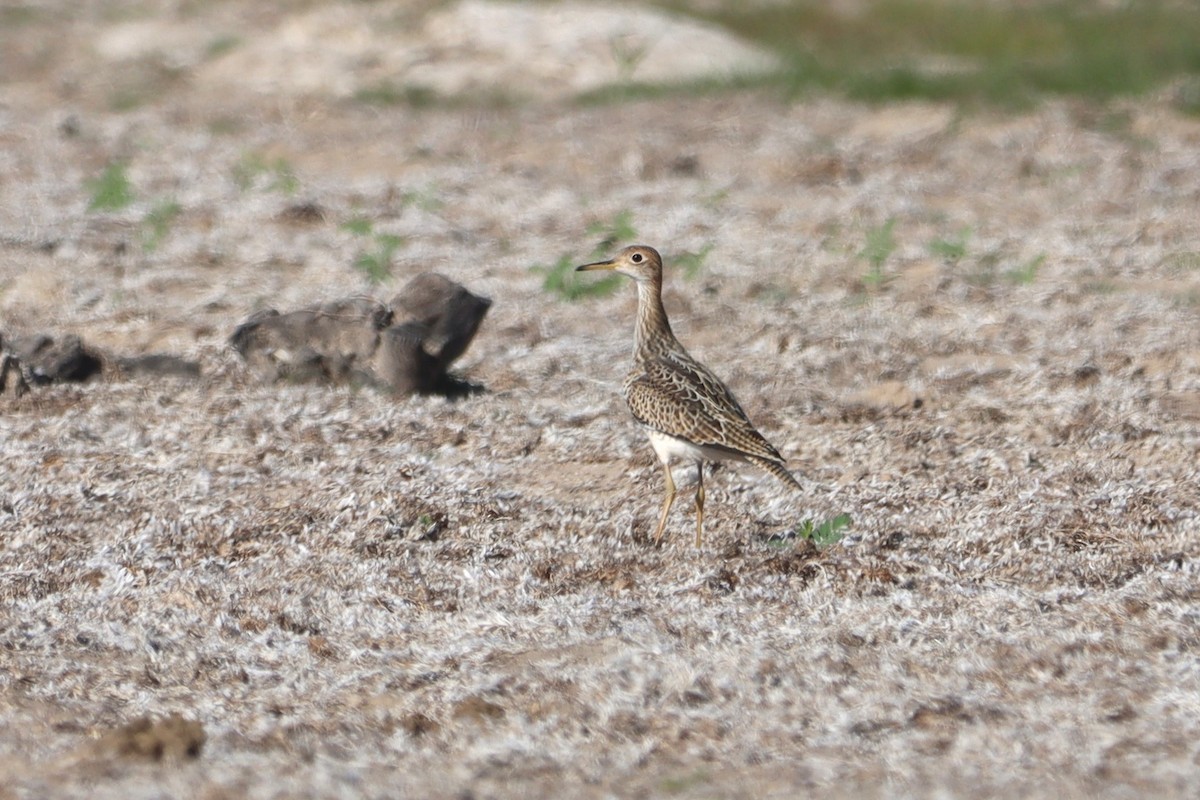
[576,245,803,547]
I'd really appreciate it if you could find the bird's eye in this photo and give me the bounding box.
[631,253,643,263]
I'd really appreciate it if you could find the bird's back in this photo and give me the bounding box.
[623,347,788,468]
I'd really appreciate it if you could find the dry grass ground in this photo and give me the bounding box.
[3,2,1200,798]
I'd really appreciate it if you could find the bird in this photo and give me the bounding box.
[576,244,802,547]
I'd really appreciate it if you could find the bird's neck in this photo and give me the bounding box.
[633,275,678,360]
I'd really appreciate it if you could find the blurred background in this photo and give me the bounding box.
[4,0,1200,407]
[5,0,1200,321]
[8,0,1200,110]
[5,0,1200,407]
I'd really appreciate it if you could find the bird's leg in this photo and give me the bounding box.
[694,462,705,548]
[652,461,677,545]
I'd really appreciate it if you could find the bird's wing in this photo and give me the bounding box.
[624,354,787,465]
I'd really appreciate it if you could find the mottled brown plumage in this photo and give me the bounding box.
[577,245,802,547]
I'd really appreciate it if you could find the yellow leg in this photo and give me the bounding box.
[694,463,705,548]
[652,461,677,544]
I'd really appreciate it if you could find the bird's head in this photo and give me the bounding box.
[575,245,662,283]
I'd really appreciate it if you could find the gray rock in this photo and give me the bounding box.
[0,331,202,395]
[230,298,392,387]
[230,273,491,397]
[5,333,103,385]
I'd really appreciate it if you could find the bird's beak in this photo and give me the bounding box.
[575,258,617,272]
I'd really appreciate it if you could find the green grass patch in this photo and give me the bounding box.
[86,163,135,212]
[399,184,444,213]
[586,209,638,253]
[659,769,712,794]
[354,236,404,286]
[342,217,404,285]
[860,218,897,289]
[791,513,851,549]
[674,244,714,280]
[141,199,182,252]
[536,213,713,300]
[534,211,640,301]
[536,253,620,301]
[663,0,1200,107]
[575,72,771,106]
[1005,253,1045,285]
[353,82,440,109]
[928,227,971,262]
[342,216,374,237]
[204,34,241,60]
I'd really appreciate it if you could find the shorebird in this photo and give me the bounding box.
[576,245,802,547]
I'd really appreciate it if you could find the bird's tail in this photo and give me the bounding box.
[749,456,804,492]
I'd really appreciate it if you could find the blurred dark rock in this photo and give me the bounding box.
[5,333,103,384]
[230,297,390,387]
[0,331,201,397]
[230,272,491,397]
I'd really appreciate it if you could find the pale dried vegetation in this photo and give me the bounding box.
[2,2,1200,799]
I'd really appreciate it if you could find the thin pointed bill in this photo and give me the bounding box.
[575,259,617,272]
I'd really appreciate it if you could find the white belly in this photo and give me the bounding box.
[645,429,736,465]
